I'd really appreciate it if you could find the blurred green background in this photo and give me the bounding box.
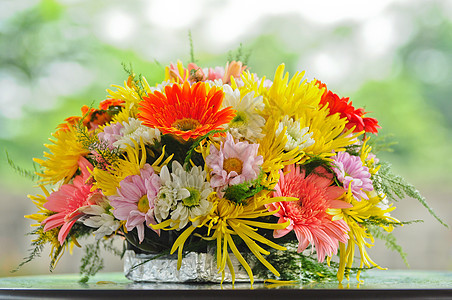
[0,0,451,277]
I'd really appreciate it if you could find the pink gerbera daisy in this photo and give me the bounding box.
[331,151,373,201]
[206,133,263,196]
[42,157,103,245]
[267,164,351,262]
[109,164,161,243]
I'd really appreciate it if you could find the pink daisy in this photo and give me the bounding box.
[97,121,123,150]
[331,151,373,201]
[205,133,263,196]
[267,164,352,262]
[109,164,161,243]
[42,157,103,245]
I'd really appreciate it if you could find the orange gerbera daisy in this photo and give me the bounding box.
[138,81,235,141]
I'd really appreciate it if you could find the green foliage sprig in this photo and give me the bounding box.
[248,243,365,283]
[366,134,397,154]
[79,240,103,283]
[183,129,228,170]
[188,30,196,64]
[368,226,409,266]
[5,151,40,181]
[360,216,423,228]
[12,227,46,273]
[373,162,448,227]
[12,225,65,273]
[223,170,270,205]
[227,43,251,65]
[121,62,147,100]
[76,122,120,168]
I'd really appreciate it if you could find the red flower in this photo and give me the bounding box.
[57,99,125,132]
[316,81,381,134]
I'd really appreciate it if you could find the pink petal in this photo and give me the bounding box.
[58,219,77,245]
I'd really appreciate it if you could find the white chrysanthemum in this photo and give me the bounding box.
[373,191,392,217]
[81,205,121,240]
[154,164,181,223]
[222,85,266,142]
[276,115,315,151]
[113,117,161,150]
[204,79,224,88]
[149,80,172,93]
[155,161,213,229]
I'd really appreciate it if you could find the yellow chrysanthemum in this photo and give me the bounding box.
[34,126,90,185]
[328,188,399,282]
[92,139,172,196]
[25,185,68,266]
[231,71,269,99]
[237,64,360,164]
[265,65,321,119]
[106,75,153,123]
[257,116,300,187]
[360,137,381,175]
[25,185,52,224]
[200,193,295,284]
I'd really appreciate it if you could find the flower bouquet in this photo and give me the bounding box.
[19,56,445,284]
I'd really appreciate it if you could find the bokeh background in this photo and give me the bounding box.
[1,0,451,277]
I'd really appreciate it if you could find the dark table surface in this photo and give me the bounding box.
[0,269,451,299]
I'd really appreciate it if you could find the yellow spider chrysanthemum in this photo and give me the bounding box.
[200,193,296,284]
[360,137,381,175]
[25,185,52,225]
[269,65,361,162]
[231,71,269,99]
[151,184,295,285]
[25,185,68,266]
[92,139,172,195]
[106,75,153,123]
[34,125,90,185]
[265,65,321,120]
[328,188,399,282]
[258,116,300,187]
[237,64,361,164]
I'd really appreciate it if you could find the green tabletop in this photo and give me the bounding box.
[0,270,451,299]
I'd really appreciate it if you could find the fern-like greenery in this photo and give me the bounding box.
[249,243,366,283]
[373,162,448,227]
[368,226,409,267]
[12,228,47,273]
[227,43,251,65]
[78,237,126,283]
[188,30,196,64]
[79,240,104,283]
[5,151,40,181]
[366,133,397,154]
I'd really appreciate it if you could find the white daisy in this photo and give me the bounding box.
[155,161,213,229]
[222,85,266,142]
[276,115,315,151]
[149,80,172,93]
[113,117,161,150]
[204,79,225,88]
[81,205,121,240]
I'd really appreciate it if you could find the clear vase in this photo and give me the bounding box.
[123,248,261,283]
